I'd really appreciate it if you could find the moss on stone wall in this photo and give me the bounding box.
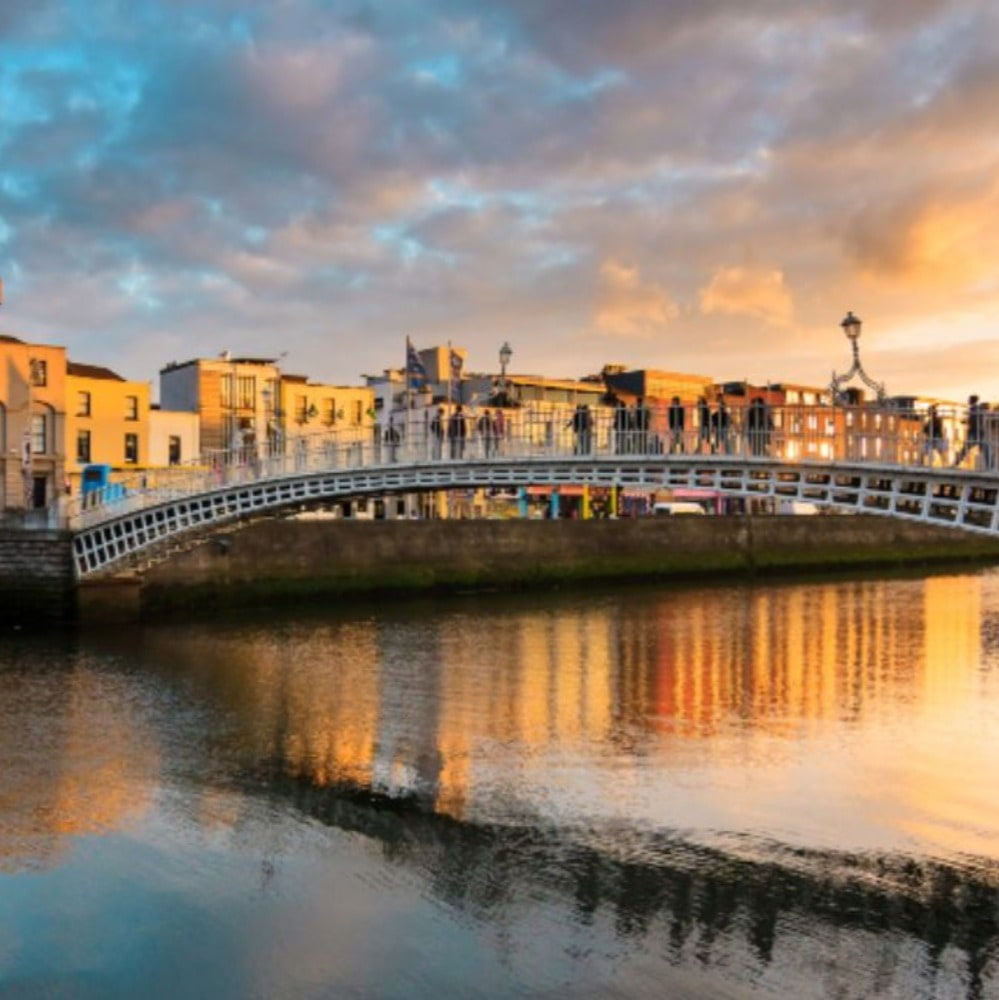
[134,515,999,618]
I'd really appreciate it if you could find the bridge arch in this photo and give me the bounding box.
[70,455,999,578]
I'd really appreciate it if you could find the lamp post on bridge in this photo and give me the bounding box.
[829,311,890,464]
[829,311,886,405]
[499,341,512,406]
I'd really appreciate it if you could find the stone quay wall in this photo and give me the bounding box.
[133,515,999,619]
[0,531,76,626]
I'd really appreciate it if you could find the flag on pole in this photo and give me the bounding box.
[449,346,463,398]
[406,338,427,391]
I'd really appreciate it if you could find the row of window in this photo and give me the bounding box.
[10,413,176,464]
[75,431,181,465]
[292,396,364,425]
[76,391,140,420]
[220,375,265,410]
[218,375,365,427]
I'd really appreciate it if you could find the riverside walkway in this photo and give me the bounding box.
[59,402,999,577]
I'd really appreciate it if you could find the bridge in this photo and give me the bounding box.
[59,402,999,578]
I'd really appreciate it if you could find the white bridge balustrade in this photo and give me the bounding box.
[62,402,999,578]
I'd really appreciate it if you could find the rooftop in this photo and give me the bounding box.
[67,361,125,381]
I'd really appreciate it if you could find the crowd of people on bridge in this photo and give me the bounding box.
[425,404,508,460]
[364,392,999,472]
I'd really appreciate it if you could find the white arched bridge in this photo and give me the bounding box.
[64,402,999,578]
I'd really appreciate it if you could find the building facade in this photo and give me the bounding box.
[279,375,374,449]
[160,355,282,453]
[160,355,375,458]
[148,407,200,468]
[65,362,151,490]
[0,334,67,511]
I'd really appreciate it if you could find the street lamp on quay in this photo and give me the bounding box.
[498,341,512,405]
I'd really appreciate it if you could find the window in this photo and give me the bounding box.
[354,400,363,425]
[77,429,91,463]
[124,433,139,464]
[125,395,139,420]
[237,376,256,409]
[221,373,234,408]
[29,358,47,387]
[323,398,336,426]
[226,415,241,448]
[31,413,47,454]
[263,379,279,413]
[168,435,181,465]
[77,391,91,417]
[295,394,308,423]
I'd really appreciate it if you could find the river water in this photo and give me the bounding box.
[2,570,999,998]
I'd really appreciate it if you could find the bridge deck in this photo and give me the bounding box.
[51,404,999,577]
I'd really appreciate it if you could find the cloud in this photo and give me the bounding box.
[2,0,999,400]
[842,180,999,292]
[593,259,679,337]
[699,266,794,327]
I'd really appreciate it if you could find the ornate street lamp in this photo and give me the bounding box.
[830,310,886,403]
[499,341,512,404]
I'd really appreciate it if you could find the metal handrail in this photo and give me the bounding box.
[60,401,999,529]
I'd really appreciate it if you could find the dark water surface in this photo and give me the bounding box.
[2,572,999,998]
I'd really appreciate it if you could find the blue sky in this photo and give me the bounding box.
[2,0,999,400]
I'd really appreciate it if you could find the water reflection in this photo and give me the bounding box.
[120,574,999,854]
[2,572,999,996]
[262,772,999,998]
[0,644,157,874]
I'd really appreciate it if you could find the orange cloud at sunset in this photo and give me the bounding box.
[845,181,999,292]
[593,259,679,337]
[698,266,794,327]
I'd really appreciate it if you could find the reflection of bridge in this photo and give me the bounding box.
[258,770,999,994]
[67,403,999,577]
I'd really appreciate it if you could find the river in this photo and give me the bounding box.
[2,570,999,998]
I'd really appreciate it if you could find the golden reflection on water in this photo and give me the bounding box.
[4,572,999,871]
[121,573,999,859]
[0,669,157,873]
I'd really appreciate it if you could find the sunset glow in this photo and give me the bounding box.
[1,1,998,399]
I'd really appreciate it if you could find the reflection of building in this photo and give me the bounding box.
[0,669,156,874]
[115,570,995,844]
[0,333,67,511]
[640,583,911,737]
[65,362,151,491]
[141,621,385,793]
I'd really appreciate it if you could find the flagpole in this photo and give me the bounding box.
[447,340,453,409]
[405,337,412,462]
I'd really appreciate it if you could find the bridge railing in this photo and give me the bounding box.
[62,401,999,528]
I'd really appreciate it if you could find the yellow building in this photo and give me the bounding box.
[159,356,376,456]
[65,362,151,490]
[280,374,374,448]
[159,354,282,454]
[148,407,200,468]
[0,334,67,511]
